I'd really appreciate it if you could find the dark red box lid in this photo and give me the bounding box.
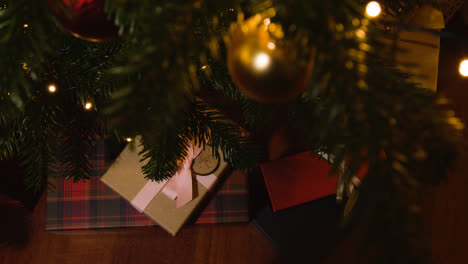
[260,152,338,212]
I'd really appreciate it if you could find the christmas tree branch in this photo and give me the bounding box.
[0,99,22,159]
[0,0,464,261]
[281,1,463,262]
[18,100,62,193]
[0,0,58,108]
[56,110,102,182]
[140,99,259,182]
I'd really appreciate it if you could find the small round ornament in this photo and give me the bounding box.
[192,145,220,176]
[47,0,119,42]
[227,14,316,103]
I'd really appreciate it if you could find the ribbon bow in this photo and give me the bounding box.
[131,143,218,213]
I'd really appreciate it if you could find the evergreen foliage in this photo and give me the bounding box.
[0,0,465,262]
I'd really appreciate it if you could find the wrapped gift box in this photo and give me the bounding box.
[46,138,249,231]
[397,5,445,92]
[250,167,346,263]
[252,196,345,263]
[260,152,337,212]
[260,151,367,212]
[100,137,230,236]
[382,5,446,91]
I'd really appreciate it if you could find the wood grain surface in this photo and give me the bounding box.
[0,192,279,264]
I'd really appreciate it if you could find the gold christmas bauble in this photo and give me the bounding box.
[227,14,315,103]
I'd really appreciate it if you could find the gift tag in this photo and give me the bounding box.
[192,145,220,176]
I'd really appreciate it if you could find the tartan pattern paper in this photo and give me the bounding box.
[46,139,249,230]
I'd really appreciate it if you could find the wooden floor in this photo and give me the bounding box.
[424,14,468,264]
[0,192,280,264]
[2,8,468,264]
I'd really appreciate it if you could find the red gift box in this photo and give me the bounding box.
[260,151,366,212]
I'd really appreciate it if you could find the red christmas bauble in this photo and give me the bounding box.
[47,0,119,42]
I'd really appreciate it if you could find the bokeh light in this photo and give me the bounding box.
[366,1,381,18]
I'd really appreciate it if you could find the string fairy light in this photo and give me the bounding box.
[126,138,133,142]
[21,62,30,72]
[84,102,93,110]
[267,42,276,50]
[459,59,468,77]
[47,84,57,93]
[253,52,271,72]
[365,1,382,18]
[355,29,366,39]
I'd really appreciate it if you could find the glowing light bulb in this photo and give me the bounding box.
[356,29,366,39]
[267,42,276,50]
[48,84,56,93]
[23,24,28,28]
[22,62,30,71]
[84,102,93,110]
[201,65,208,70]
[366,1,381,18]
[263,18,271,26]
[126,137,133,142]
[460,59,468,77]
[253,52,271,71]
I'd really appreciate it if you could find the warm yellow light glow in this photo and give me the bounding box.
[267,42,276,50]
[253,52,271,71]
[459,59,468,77]
[336,24,344,32]
[356,29,366,39]
[48,84,56,93]
[201,65,208,70]
[263,18,271,26]
[366,1,381,18]
[22,62,30,71]
[352,18,360,27]
[23,24,28,28]
[126,137,133,142]
[345,61,354,69]
[84,102,93,110]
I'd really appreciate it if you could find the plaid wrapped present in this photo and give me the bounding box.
[46,139,249,230]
